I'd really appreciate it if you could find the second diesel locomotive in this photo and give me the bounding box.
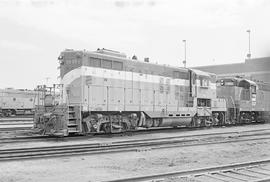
[34,48,270,136]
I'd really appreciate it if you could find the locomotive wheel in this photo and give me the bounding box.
[129,118,138,129]
[102,123,111,133]
[120,122,128,131]
[145,119,153,128]
[205,119,212,127]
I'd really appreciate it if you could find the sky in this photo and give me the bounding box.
[0,0,270,89]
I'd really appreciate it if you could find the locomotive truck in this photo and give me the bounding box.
[33,48,270,136]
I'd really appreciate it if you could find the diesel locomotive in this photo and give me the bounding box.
[33,48,270,136]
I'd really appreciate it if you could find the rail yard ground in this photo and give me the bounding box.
[1,123,270,181]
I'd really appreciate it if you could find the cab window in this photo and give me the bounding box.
[197,98,211,107]
[251,85,256,93]
[199,76,209,87]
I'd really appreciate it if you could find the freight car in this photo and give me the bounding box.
[0,88,37,117]
[33,48,270,136]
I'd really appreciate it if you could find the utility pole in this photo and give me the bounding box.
[182,40,186,67]
[246,29,251,59]
[45,77,50,85]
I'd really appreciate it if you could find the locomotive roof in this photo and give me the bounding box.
[216,77,270,91]
[189,69,215,77]
[218,77,257,85]
[61,49,216,79]
[88,50,189,72]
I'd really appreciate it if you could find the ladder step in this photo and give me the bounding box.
[68,123,78,127]
[68,127,79,132]
[67,105,80,133]
[68,120,77,124]
[68,130,79,133]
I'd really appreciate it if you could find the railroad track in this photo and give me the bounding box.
[1,129,270,161]
[0,125,32,131]
[0,127,32,131]
[0,117,33,131]
[1,122,270,142]
[0,117,33,122]
[0,121,33,125]
[1,126,270,144]
[107,159,270,182]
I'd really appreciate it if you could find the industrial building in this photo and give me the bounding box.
[193,57,270,83]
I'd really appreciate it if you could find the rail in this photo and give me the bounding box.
[106,159,270,182]
[1,128,270,161]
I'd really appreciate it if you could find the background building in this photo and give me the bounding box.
[193,57,270,83]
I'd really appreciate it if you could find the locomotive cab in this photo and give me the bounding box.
[237,79,258,123]
[189,69,226,126]
[238,79,257,107]
[58,49,83,79]
[190,69,216,116]
[217,78,257,108]
[217,77,259,124]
